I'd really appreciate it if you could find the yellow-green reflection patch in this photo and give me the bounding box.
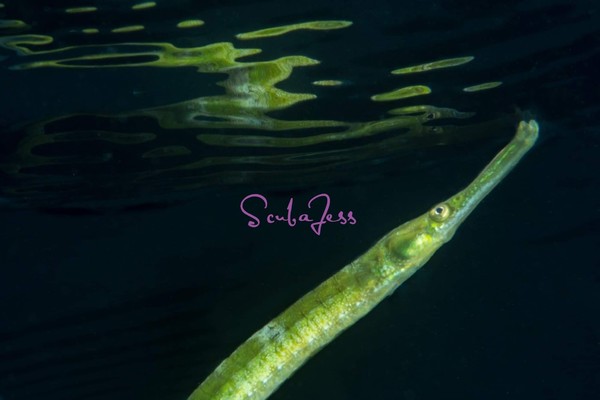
[81,28,99,35]
[0,20,29,29]
[177,20,204,29]
[392,56,474,74]
[312,80,343,87]
[0,4,5,9]
[196,111,460,148]
[0,9,513,206]
[371,85,431,101]
[388,105,475,119]
[132,2,157,10]
[463,81,503,92]
[142,146,191,158]
[0,35,55,56]
[65,7,98,14]
[387,105,434,115]
[8,41,266,74]
[236,20,352,40]
[0,127,158,177]
[134,55,325,128]
[54,131,157,145]
[112,25,145,33]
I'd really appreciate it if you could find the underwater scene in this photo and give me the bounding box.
[0,0,598,399]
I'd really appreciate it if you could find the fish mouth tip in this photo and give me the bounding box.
[516,119,539,143]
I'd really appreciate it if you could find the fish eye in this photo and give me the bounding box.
[429,203,451,222]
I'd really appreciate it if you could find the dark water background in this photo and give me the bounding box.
[0,0,598,399]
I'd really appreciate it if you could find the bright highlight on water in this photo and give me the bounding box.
[464,81,503,92]
[392,56,475,74]
[236,20,353,40]
[371,85,432,101]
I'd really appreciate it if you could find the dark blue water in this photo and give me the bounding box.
[0,1,598,399]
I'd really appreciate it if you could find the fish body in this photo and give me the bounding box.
[189,120,539,400]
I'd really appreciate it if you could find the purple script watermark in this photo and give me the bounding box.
[240,193,357,236]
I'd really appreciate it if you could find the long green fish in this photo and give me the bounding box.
[189,120,539,400]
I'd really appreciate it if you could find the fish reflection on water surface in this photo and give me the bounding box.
[0,1,515,209]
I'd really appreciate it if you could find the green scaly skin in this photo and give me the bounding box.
[188,120,539,400]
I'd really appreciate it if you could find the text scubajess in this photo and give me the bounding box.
[240,193,357,236]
